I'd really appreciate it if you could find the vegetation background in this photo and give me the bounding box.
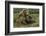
[13,8,39,28]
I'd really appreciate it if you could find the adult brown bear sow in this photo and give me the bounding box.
[16,9,34,25]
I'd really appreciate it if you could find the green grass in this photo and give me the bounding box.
[13,14,39,28]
